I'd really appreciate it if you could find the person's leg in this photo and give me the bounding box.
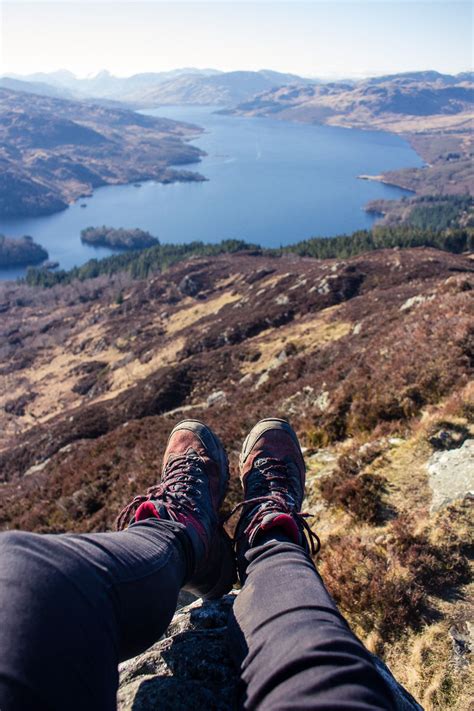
[230,536,395,710]
[0,519,189,711]
[228,418,396,711]
[0,420,235,711]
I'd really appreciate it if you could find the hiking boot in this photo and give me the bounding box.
[233,417,320,582]
[117,420,236,599]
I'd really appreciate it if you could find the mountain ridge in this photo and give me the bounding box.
[224,74,474,201]
[3,68,469,106]
[2,68,316,105]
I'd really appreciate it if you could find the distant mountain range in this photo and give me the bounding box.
[226,71,474,127]
[2,68,472,111]
[0,76,76,100]
[1,68,317,106]
[120,70,315,106]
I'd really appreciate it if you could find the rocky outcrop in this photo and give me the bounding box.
[118,592,423,711]
[427,439,474,512]
[118,593,238,710]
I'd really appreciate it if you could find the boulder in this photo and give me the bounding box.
[118,592,422,710]
[427,438,474,512]
[118,594,238,710]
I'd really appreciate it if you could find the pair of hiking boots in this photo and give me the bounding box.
[117,418,320,599]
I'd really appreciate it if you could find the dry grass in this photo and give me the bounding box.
[330,112,474,135]
[0,319,143,435]
[239,309,352,376]
[372,437,433,515]
[303,386,474,709]
[0,248,472,709]
[165,291,242,335]
[317,506,471,645]
[109,337,186,392]
[387,621,473,711]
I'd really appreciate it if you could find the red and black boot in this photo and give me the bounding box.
[117,420,236,599]
[233,417,320,583]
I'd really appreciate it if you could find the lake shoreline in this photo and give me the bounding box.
[357,173,418,193]
[0,107,423,280]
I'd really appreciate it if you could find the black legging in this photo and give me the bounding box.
[0,519,405,710]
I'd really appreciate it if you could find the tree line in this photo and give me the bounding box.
[24,225,474,288]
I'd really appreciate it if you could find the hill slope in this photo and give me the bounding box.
[0,76,76,99]
[4,68,315,105]
[0,247,472,709]
[228,73,474,131]
[0,88,205,218]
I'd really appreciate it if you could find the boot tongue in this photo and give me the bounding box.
[250,511,300,546]
[135,500,170,522]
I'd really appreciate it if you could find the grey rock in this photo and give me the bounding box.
[427,439,474,512]
[179,275,201,297]
[207,390,227,407]
[449,622,473,671]
[238,373,253,385]
[118,592,422,711]
[256,371,270,388]
[400,294,428,311]
[118,594,238,711]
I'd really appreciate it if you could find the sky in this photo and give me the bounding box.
[1,1,472,79]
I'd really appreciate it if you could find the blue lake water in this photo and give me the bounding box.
[0,106,424,280]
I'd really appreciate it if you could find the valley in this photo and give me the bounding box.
[0,68,472,711]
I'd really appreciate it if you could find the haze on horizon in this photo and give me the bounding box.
[1,1,472,80]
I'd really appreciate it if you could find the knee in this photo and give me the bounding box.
[0,530,34,551]
[0,530,39,565]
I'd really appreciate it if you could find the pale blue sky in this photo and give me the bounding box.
[1,1,472,78]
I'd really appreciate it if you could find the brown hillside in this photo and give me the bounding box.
[0,248,473,709]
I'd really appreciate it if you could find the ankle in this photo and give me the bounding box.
[253,527,294,546]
